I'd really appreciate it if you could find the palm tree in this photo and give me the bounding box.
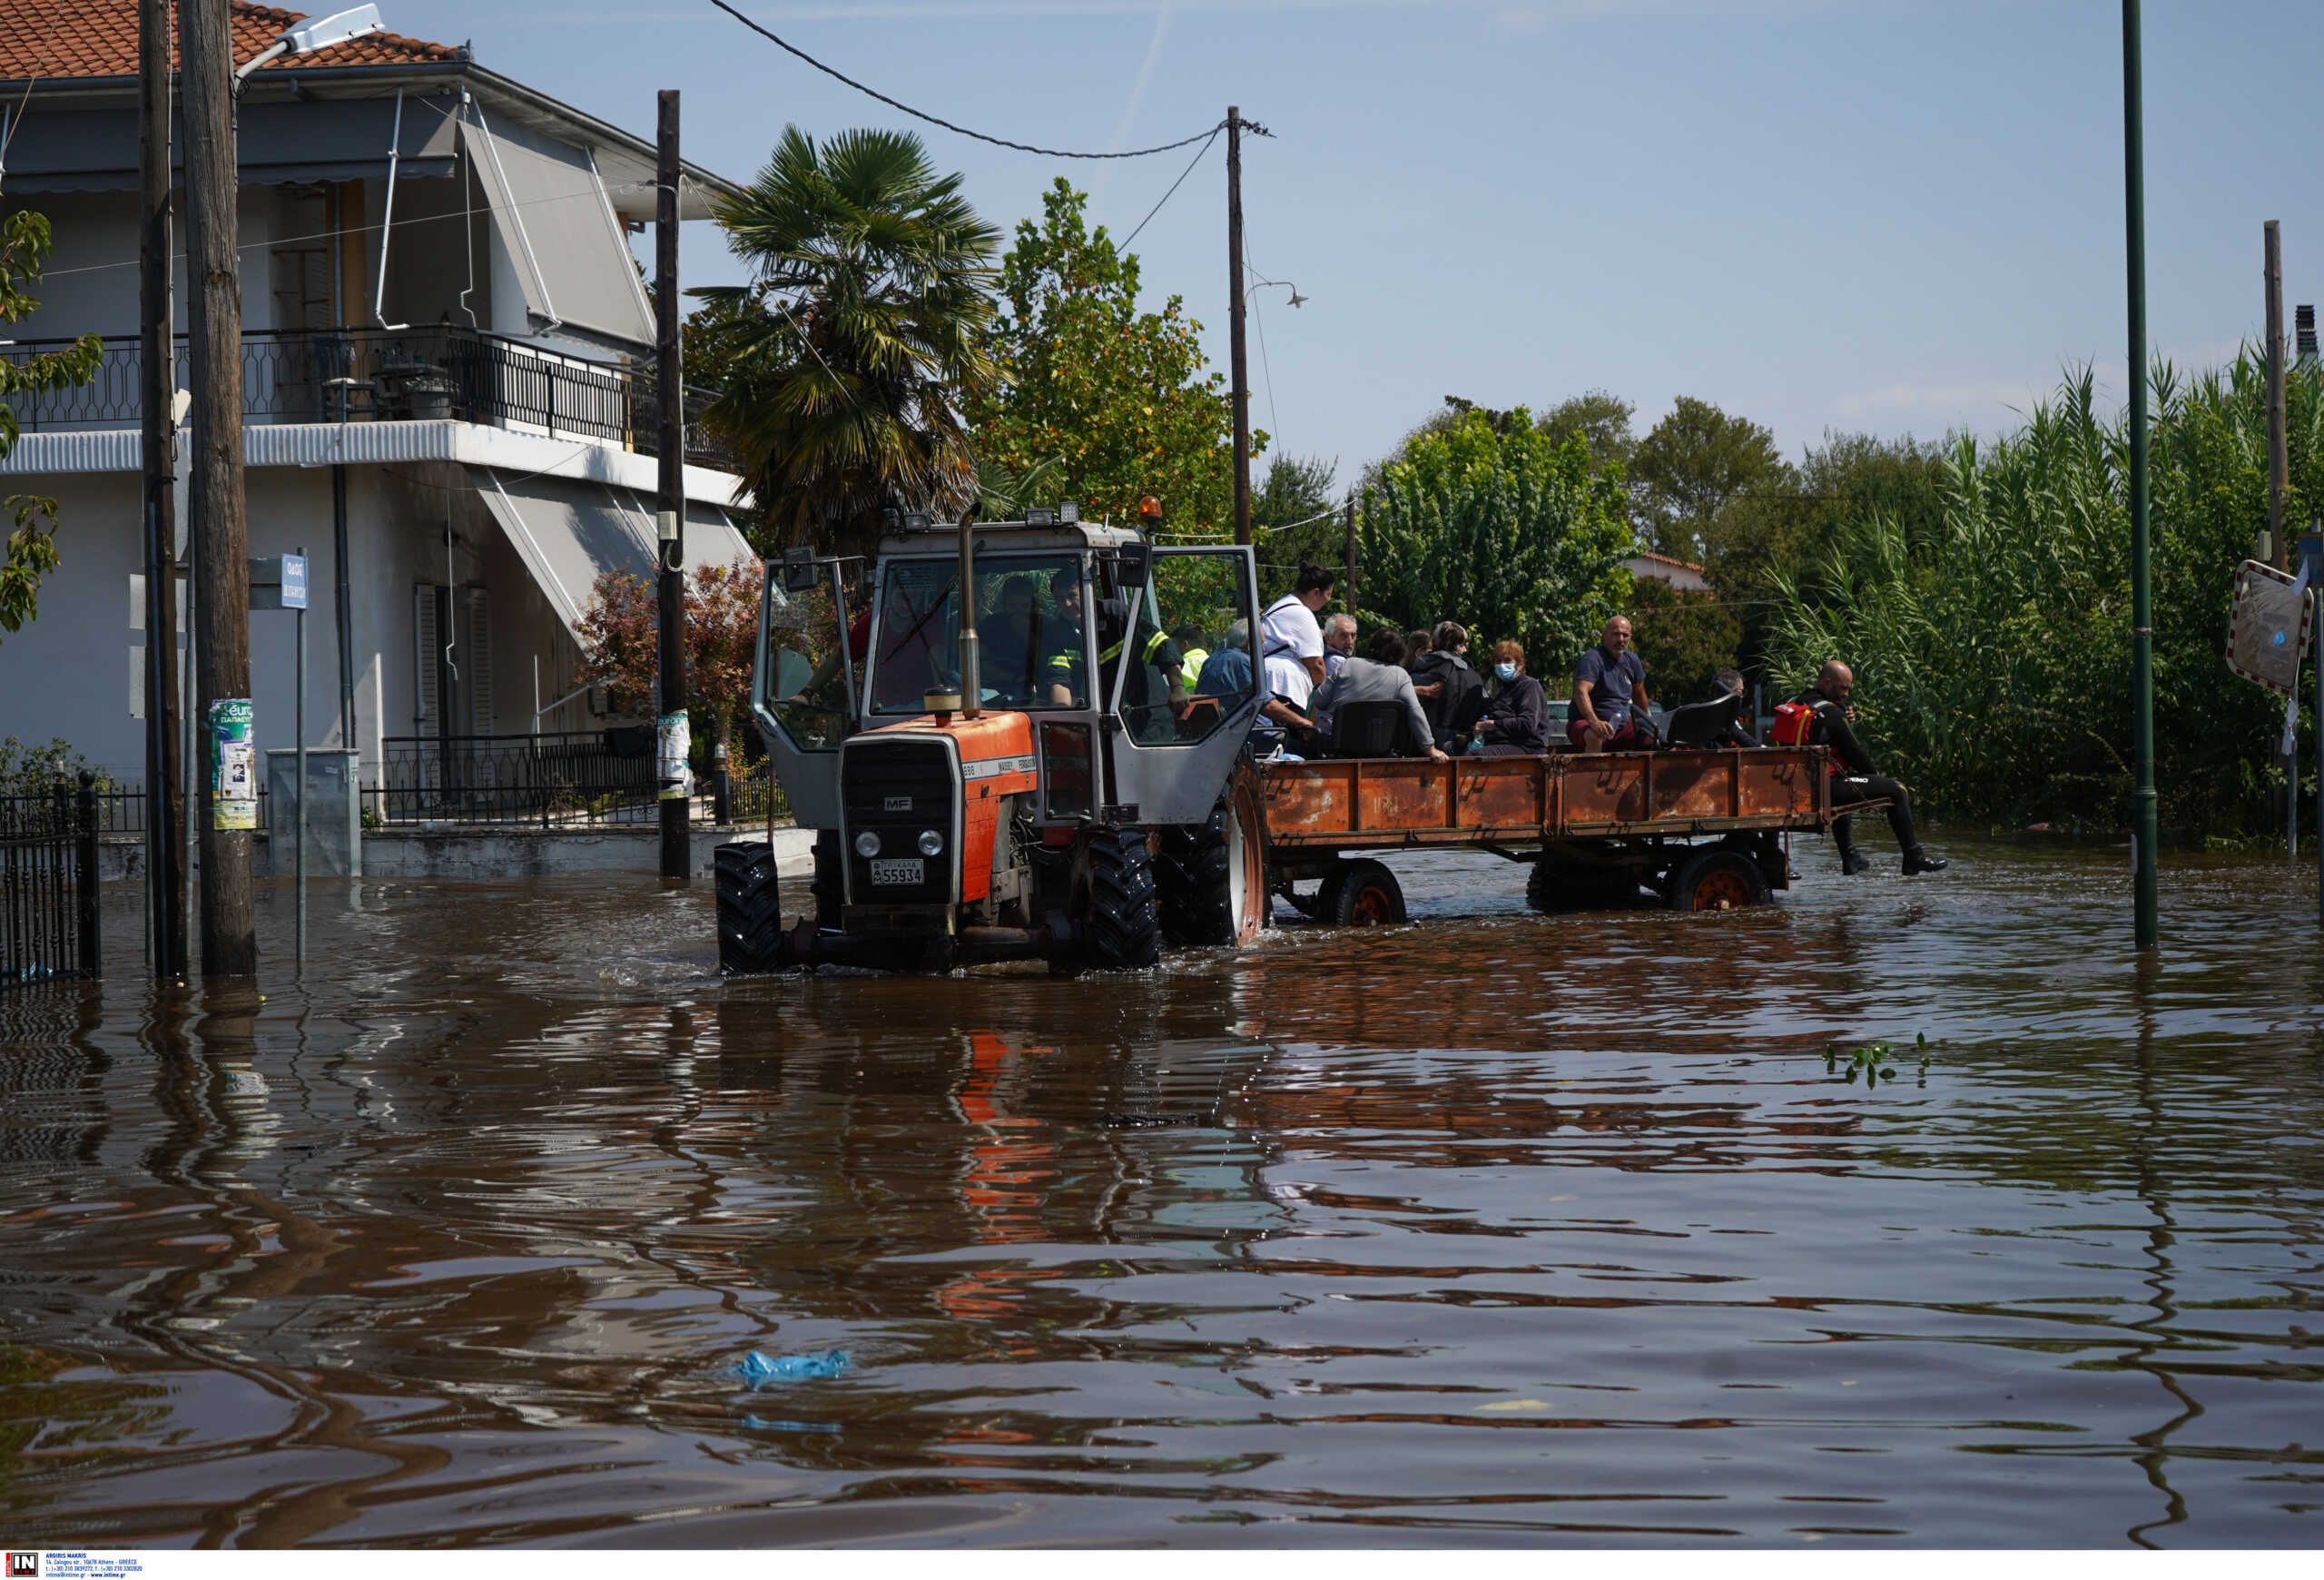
[694,127,1000,555]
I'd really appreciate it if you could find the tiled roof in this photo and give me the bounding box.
[0,0,461,81]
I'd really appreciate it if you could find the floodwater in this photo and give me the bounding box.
[3,837,2321,1549]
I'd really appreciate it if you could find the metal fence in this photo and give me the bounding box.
[372,733,777,828]
[1,777,102,987]
[4,327,731,470]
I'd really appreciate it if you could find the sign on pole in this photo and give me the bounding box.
[249,553,308,610]
[2226,558,2313,697]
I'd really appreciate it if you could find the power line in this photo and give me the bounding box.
[711,0,1248,160]
[1120,124,1219,250]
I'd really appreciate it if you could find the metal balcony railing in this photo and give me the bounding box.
[2,326,730,470]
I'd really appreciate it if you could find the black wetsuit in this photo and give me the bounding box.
[1785,688,1921,861]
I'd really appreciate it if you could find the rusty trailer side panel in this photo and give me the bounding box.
[1258,747,1831,850]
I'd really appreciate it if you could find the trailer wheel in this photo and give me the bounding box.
[1526,857,1637,914]
[1667,847,1772,913]
[1320,859,1406,926]
[1082,827,1162,969]
[715,839,788,974]
[1157,772,1267,947]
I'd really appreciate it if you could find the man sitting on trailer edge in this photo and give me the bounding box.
[1774,660,1949,875]
[1570,616,1652,751]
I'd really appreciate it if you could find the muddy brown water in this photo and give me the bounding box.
[2,838,2321,1548]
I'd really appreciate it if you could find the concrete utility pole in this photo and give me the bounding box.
[655,89,689,883]
[2267,222,2290,571]
[1226,106,1251,547]
[2123,0,2160,952]
[181,0,255,975]
[140,0,186,982]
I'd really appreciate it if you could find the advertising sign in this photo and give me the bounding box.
[208,697,256,831]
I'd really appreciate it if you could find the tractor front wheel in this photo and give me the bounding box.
[715,839,788,974]
[1080,827,1162,970]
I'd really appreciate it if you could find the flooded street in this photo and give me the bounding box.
[4,836,2321,1548]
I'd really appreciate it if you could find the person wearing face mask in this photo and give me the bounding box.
[1470,639,1551,755]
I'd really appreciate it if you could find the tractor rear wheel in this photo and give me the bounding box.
[1666,847,1773,913]
[715,839,787,974]
[1526,857,1639,914]
[1319,859,1406,926]
[1082,827,1162,969]
[1157,772,1266,947]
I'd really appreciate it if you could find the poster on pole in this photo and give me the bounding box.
[2226,558,2313,697]
[208,697,257,830]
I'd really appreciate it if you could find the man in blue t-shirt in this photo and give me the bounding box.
[1568,615,1652,752]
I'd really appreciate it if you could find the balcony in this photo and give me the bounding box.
[3,325,730,470]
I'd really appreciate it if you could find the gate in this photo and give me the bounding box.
[1,774,102,986]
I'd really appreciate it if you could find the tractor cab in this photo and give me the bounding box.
[724,507,1265,973]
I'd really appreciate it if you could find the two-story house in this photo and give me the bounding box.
[0,1,755,800]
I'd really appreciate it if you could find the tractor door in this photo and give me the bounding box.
[1101,543,1262,826]
[749,559,857,829]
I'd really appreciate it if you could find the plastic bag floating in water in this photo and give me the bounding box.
[735,1348,850,1386]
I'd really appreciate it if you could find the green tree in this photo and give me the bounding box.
[1354,408,1634,671]
[693,126,1000,557]
[0,212,103,641]
[1630,395,1788,559]
[1537,390,1637,476]
[970,180,1256,535]
[1629,577,1742,704]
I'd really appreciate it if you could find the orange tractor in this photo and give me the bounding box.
[715,505,1266,974]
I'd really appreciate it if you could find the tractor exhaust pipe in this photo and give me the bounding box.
[958,507,980,719]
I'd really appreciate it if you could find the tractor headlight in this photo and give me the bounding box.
[854,831,881,857]
[917,829,944,856]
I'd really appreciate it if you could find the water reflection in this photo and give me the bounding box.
[0,844,2320,1545]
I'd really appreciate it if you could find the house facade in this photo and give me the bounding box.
[0,1,755,794]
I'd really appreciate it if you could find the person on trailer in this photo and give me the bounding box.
[1773,660,1949,875]
[1310,626,1452,763]
[1471,639,1551,755]
[1260,563,1335,711]
[1411,619,1485,750]
[1200,620,1316,758]
[1710,667,1763,747]
[1321,612,1359,680]
[1569,615,1651,752]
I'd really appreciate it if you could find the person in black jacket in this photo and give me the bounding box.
[1410,620,1485,750]
[1783,661,1948,875]
[1472,639,1551,755]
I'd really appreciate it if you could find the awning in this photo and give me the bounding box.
[468,467,757,640]
[458,111,656,352]
[0,96,459,193]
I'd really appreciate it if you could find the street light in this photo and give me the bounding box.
[232,5,385,87]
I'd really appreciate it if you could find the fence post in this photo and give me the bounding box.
[75,771,100,979]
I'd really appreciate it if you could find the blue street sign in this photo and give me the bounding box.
[280,552,308,610]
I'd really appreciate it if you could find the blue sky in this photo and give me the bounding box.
[388,0,2308,488]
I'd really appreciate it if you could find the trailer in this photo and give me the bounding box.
[1255,744,1850,923]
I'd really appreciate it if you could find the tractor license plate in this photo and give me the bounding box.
[869,858,924,885]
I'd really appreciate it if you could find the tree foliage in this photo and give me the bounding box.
[1537,390,1638,476]
[0,212,103,642]
[1629,577,1742,705]
[1252,453,1341,607]
[693,127,1000,557]
[576,560,764,755]
[1354,408,1634,670]
[969,180,1255,536]
[1630,395,1788,559]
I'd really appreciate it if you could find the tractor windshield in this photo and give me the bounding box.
[869,554,1088,714]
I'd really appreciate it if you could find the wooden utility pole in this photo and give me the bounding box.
[140,0,186,982]
[655,90,689,883]
[1226,106,1251,547]
[181,0,255,975]
[2267,221,2290,571]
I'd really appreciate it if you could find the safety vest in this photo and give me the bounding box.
[1180,646,1210,687]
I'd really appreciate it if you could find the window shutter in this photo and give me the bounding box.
[466,588,494,735]
[413,585,440,727]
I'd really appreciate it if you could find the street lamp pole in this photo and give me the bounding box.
[2123,0,2160,950]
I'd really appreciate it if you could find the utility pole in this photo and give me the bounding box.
[655,89,689,883]
[2123,0,2159,952]
[182,0,255,975]
[2267,222,2290,570]
[139,0,185,982]
[1226,105,1251,547]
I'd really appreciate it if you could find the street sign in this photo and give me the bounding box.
[249,553,309,610]
[2227,558,2312,697]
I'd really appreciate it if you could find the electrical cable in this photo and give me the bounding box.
[1249,251,1281,448]
[1120,125,1219,251]
[710,0,1248,160]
